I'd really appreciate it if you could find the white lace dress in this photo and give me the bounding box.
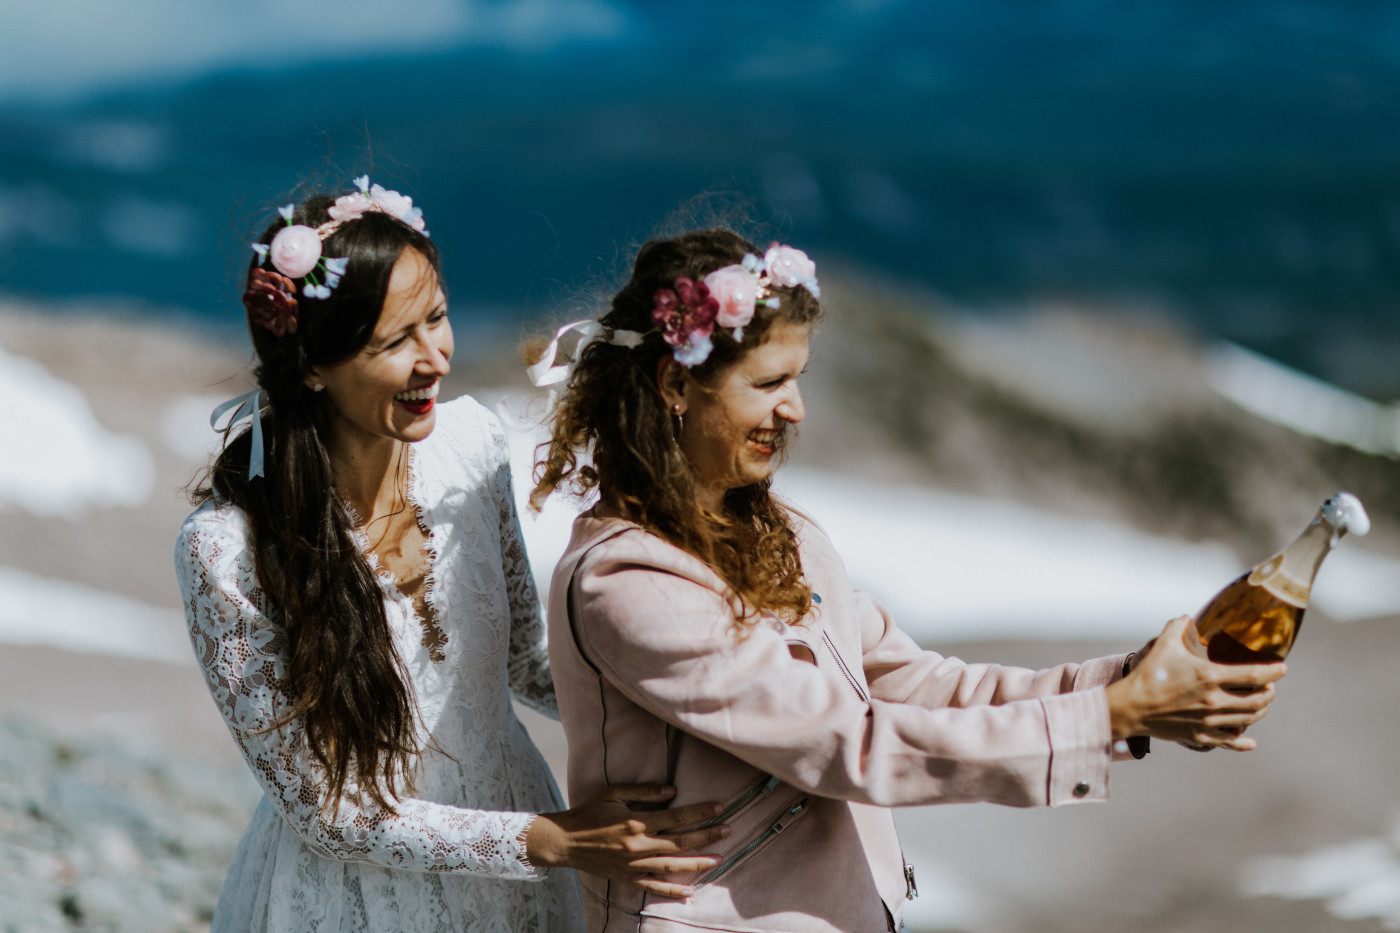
[174,396,584,933]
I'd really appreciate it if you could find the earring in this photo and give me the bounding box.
[670,403,684,442]
[311,383,325,393]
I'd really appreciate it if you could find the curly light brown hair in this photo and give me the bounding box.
[532,228,824,625]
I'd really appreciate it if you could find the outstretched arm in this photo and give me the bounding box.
[574,545,1113,810]
[854,589,1129,709]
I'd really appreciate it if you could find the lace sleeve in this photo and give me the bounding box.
[486,419,559,719]
[174,508,545,879]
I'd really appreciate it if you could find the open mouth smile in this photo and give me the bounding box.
[395,380,439,415]
[747,428,783,455]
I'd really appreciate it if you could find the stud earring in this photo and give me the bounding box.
[312,383,325,392]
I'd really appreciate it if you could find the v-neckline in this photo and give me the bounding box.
[341,445,447,663]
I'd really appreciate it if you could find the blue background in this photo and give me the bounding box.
[4,0,1400,394]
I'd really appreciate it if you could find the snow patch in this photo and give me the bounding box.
[0,343,153,516]
[0,566,189,664]
[1242,830,1400,930]
[1206,341,1400,456]
[161,394,230,462]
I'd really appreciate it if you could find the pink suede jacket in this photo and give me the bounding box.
[547,508,1129,933]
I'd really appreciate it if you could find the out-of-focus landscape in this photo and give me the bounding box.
[4,2,1400,931]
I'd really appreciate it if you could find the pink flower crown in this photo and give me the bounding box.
[245,177,429,336]
[651,243,820,367]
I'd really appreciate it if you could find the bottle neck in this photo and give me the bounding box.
[1276,515,1338,588]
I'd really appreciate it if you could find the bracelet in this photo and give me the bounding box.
[1121,654,1150,759]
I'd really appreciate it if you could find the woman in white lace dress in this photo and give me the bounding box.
[174,182,727,933]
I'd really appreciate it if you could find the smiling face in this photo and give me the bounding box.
[661,319,811,511]
[307,248,453,455]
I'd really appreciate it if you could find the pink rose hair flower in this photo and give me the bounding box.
[268,224,323,279]
[763,243,820,297]
[369,184,426,233]
[703,264,759,329]
[327,191,373,222]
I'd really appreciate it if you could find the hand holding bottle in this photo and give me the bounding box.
[1192,492,1368,664]
[1105,616,1286,751]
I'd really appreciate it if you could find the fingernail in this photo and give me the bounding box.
[719,825,731,838]
[710,803,722,815]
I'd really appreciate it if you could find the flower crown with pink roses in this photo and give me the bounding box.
[244,176,429,337]
[525,242,819,398]
[651,243,820,368]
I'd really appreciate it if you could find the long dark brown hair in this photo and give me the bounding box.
[195,195,439,812]
[532,229,824,625]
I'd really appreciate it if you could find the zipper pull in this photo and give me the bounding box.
[772,798,809,833]
[904,862,918,900]
[762,775,781,796]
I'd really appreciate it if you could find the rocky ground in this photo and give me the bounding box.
[0,713,257,933]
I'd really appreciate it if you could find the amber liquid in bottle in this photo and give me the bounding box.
[1191,493,1367,665]
[1194,572,1306,664]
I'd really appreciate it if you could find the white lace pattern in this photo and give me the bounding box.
[175,397,581,932]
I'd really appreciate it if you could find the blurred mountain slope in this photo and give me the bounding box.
[802,269,1400,560]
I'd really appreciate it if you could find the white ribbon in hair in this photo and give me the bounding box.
[210,389,269,479]
[527,320,645,388]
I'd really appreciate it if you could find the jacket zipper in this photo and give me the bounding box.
[696,797,811,887]
[699,773,782,830]
[820,629,918,901]
[821,630,869,701]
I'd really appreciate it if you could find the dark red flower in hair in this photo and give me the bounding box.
[244,267,300,337]
[651,277,718,347]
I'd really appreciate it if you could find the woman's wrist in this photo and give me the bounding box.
[1104,678,1141,742]
[522,812,563,869]
[1117,654,1151,757]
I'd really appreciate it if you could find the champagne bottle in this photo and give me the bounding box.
[1192,493,1369,664]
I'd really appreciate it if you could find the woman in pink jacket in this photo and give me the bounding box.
[529,229,1284,933]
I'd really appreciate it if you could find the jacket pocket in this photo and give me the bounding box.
[692,794,812,890]
[699,772,785,830]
